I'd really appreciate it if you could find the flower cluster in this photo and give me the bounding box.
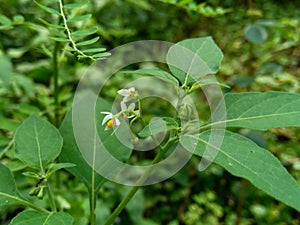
[101,87,139,131]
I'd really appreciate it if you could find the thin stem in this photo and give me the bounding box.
[89,131,98,225]
[103,139,176,225]
[58,0,95,62]
[1,193,49,213]
[53,40,59,127]
[45,181,57,212]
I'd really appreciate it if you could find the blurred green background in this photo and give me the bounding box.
[0,0,300,224]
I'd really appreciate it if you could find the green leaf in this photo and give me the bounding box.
[211,91,300,130]
[64,2,88,9]
[122,68,179,86]
[0,14,12,25]
[49,36,70,42]
[244,24,268,44]
[72,27,98,37]
[138,117,179,138]
[34,1,61,16]
[9,211,73,225]
[14,115,63,170]
[76,37,99,46]
[91,52,111,58]
[0,54,13,87]
[0,116,19,131]
[59,111,106,191]
[59,96,133,190]
[181,130,300,211]
[167,37,223,85]
[46,163,76,178]
[39,18,64,29]
[68,14,91,22]
[0,163,22,208]
[82,47,106,53]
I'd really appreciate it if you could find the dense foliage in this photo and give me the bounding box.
[1,0,300,224]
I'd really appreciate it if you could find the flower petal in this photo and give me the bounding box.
[114,118,121,126]
[101,111,112,115]
[127,103,135,110]
[117,89,129,96]
[120,101,127,111]
[102,114,113,125]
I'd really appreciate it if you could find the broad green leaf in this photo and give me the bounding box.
[181,130,300,211]
[72,27,98,37]
[138,117,179,138]
[167,37,223,85]
[68,14,91,22]
[34,1,61,16]
[59,97,132,191]
[211,91,300,130]
[122,68,179,86]
[82,47,106,53]
[9,211,73,225]
[59,111,106,191]
[64,1,88,9]
[0,163,21,208]
[76,37,99,46]
[49,36,70,42]
[244,24,268,44]
[14,115,63,170]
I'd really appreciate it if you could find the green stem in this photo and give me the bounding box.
[45,180,57,212]
[53,41,59,127]
[103,140,175,225]
[58,0,95,62]
[1,193,49,213]
[89,189,96,225]
[89,131,98,225]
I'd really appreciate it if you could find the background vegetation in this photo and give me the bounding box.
[1,0,300,224]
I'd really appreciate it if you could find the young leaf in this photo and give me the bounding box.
[68,14,92,23]
[76,37,99,46]
[167,37,223,85]
[138,117,179,138]
[9,210,73,225]
[181,130,300,211]
[122,68,179,86]
[91,52,111,58]
[71,27,98,37]
[49,36,70,42]
[39,18,64,29]
[14,115,63,170]
[0,163,22,208]
[34,1,60,16]
[46,163,76,178]
[82,47,106,53]
[211,91,300,130]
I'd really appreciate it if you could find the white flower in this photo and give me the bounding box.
[101,112,120,130]
[117,87,138,103]
[120,101,139,120]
